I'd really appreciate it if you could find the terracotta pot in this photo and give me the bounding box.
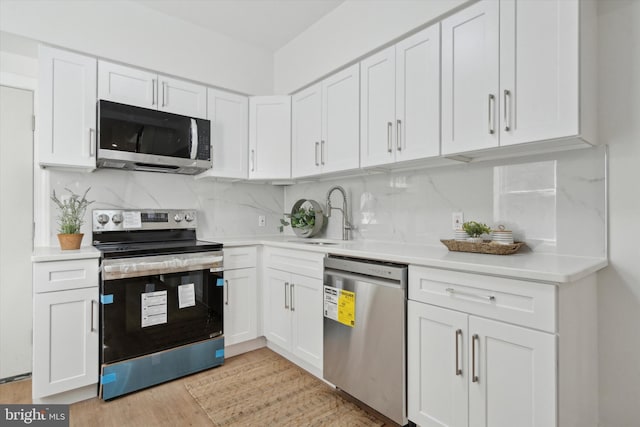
[57,233,84,250]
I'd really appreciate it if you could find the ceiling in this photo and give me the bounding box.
[134,0,345,52]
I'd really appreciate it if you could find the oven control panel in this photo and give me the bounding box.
[92,209,197,231]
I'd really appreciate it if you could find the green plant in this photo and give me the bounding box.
[51,187,94,234]
[281,207,316,229]
[462,221,491,238]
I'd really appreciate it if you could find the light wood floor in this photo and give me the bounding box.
[0,349,268,427]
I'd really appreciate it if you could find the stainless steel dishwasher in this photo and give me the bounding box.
[323,255,408,425]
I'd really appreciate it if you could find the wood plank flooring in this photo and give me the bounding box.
[0,349,268,426]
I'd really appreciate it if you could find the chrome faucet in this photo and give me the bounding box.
[326,185,351,240]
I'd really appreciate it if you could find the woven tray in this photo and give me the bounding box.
[440,239,526,255]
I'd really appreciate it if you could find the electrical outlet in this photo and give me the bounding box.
[258,215,266,227]
[452,212,464,230]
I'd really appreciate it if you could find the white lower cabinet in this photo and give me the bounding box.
[408,302,555,427]
[32,258,99,403]
[223,268,257,346]
[263,247,324,373]
[408,265,598,427]
[223,247,258,346]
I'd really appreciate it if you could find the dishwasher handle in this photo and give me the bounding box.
[324,269,405,289]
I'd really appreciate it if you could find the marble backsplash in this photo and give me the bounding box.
[46,169,285,245]
[284,146,607,257]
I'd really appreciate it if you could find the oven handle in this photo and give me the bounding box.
[102,252,223,280]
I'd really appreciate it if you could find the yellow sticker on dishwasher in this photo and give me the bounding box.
[337,290,355,327]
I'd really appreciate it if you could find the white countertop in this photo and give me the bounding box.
[32,246,101,262]
[32,236,608,283]
[208,235,608,284]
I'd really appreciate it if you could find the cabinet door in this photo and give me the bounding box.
[39,46,97,169]
[408,301,468,427]
[290,274,323,371]
[499,0,579,146]
[207,89,249,179]
[248,96,291,180]
[468,317,556,427]
[321,63,360,174]
[360,46,396,167]
[32,287,98,398]
[98,60,156,110]
[291,83,322,178]
[395,24,441,162]
[158,75,207,119]
[263,268,292,350]
[441,0,499,155]
[223,268,257,346]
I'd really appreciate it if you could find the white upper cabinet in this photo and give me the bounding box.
[442,0,592,156]
[321,64,360,174]
[292,64,360,178]
[499,0,579,146]
[441,1,500,155]
[158,75,207,118]
[202,88,249,179]
[248,96,291,180]
[291,83,322,178]
[39,46,97,170]
[98,60,156,109]
[361,23,441,167]
[98,60,207,118]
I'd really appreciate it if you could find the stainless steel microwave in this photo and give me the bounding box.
[97,100,211,175]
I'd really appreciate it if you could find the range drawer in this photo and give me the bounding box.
[409,265,556,332]
[264,246,324,279]
[33,259,99,293]
[224,246,257,270]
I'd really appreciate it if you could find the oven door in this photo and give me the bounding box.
[100,251,223,364]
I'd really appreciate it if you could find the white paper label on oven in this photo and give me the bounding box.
[123,211,142,229]
[141,290,167,328]
[178,283,196,309]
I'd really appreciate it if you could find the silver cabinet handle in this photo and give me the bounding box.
[90,300,97,332]
[472,334,479,383]
[290,283,295,311]
[224,279,229,305]
[396,119,402,151]
[162,81,167,107]
[250,149,255,172]
[284,282,289,309]
[445,287,495,302]
[315,142,320,166]
[89,128,95,157]
[320,140,325,165]
[152,79,156,105]
[455,329,462,376]
[488,94,495,135]
[504,89,511,131]
[387,122,393,152]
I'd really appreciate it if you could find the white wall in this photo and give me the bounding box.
[273,0,469,93]
[597,2,640,426]
[0,0,273,95]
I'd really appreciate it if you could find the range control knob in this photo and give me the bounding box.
[111,214,123,225]
[97,214,109,225]
[184,213,195,222]
[174,213,184,223]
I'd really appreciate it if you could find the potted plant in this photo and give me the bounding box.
[462,221,491,243]
[51,187,94,250]
[280,199,325,238]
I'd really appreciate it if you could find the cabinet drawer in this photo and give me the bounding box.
[33,259,99,293]
[224,246,257,270]
[409,265,556,332]
[264,247,324,279]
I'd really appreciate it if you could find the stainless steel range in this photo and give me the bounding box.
[92,209,224,400]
